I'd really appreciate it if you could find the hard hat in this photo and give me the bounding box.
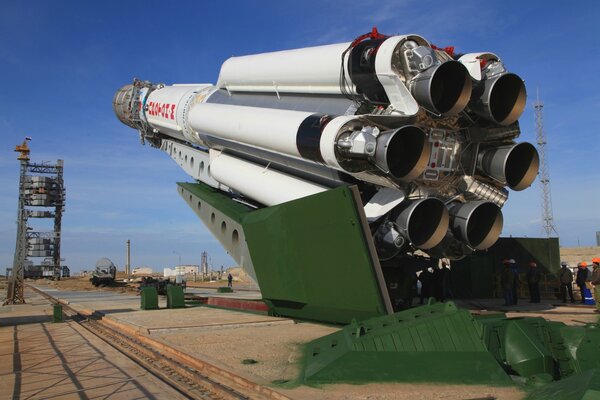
[508,259,516,264]
[578,261,588,267]
[561,261,568,266]
[528,261,537,267]
[592,257,600,264]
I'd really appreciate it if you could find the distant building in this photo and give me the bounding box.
[163,265,199,277]
[596,231,600,246]
[132,267,153,276]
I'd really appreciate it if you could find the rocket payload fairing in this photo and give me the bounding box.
[114,28,538,264]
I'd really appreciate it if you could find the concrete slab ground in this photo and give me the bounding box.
[33,285,263,315]
[455,298,599,325]
[25,286,600,400]
[0,289,186,400]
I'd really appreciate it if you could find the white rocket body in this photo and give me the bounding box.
[113,31,538,260]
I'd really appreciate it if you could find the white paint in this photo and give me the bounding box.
[374,36,420,116]
[188,103,313,159]
[209,152,327,206]
[143,84,211,143]
[458,52,498,81]
[217,42,354,94]
[161,139,225,190]
[363,188,406,222]
[319,115,361,171]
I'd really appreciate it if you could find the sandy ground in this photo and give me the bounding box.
[29,275,140,294]
[28,274,257,294]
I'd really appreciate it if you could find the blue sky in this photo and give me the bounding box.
[1,1,599,273]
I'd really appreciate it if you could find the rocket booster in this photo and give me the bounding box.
[113,30,539,260]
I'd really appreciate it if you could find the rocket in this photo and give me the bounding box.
[113,29,538,262]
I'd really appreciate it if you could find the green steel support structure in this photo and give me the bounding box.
[177,181,600,397]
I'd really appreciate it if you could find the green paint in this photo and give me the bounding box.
[140,286,159,310]
[525,369,600,400]
[178,182,252,224]
[242,185,388,324]
[177,182,390,324]
[52,304,63,323]
[302,302,600,387]
[302,301,511,385]
[217,287,233,293]
[175,181,600,389]
[166,285,185,309]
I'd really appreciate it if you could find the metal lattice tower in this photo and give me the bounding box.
[534,91,558,237]
[201,251,208,274]
[4,139,66,305]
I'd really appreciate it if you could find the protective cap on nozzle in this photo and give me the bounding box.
[478,142,540,191]
[373,126,430,182]
[113,84,137,129]
[450,201,503,250]
[469,72,526,126]
[395,197,449,249]
[410,60,472,116]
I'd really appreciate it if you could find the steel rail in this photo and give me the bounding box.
[27,284,287,400]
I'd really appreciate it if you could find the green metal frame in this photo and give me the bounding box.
[178,182,392,324]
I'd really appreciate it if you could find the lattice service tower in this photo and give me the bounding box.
[4,139,66,305]
[534,91,558,237]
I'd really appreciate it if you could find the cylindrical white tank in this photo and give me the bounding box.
[209,152,327,206]
[142,84,213,143]
[217,42,353,94]
[188,103,314,159]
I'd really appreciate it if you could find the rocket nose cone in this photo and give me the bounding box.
[113,84,136,128]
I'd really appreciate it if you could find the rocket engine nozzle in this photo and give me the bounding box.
[410,61,472,116]
[373,126,431,182]
[113,84,136,128]
[395,198,449,249]
[478,142,539,191]
[450,201,503,250]
[470,72,526,126]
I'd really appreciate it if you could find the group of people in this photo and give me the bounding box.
[501,257,600,311]
[500,259,524,306]
[558,259,600,308]
[418,259,452,305]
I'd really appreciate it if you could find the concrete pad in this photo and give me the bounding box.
[0,289,187,399]
[154,320,339,385]
[106,305,292,333]
[456,298,600,325]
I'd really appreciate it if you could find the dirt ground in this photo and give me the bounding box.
[29,274,139,294]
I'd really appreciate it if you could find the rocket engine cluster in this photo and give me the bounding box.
[113,29,538,261]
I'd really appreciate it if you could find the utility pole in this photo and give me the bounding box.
[125,240,131,275]
[534,90,558,237]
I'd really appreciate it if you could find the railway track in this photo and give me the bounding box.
[28,285,288,400]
